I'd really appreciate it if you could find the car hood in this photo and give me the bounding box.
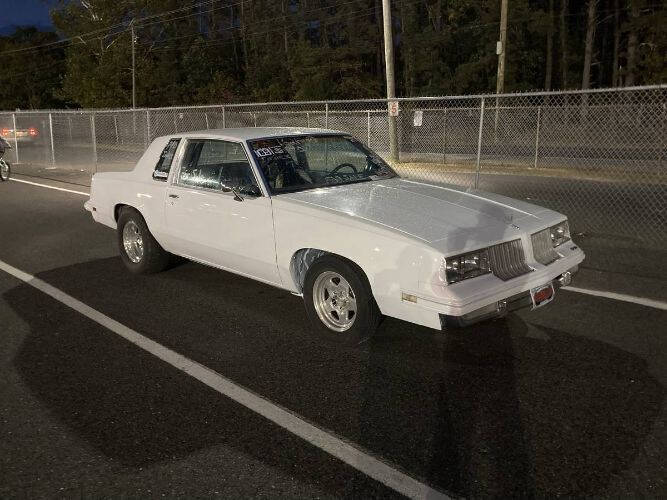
[280,178,558,247]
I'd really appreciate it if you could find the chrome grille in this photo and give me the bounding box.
[488,239,533,281]
[531,228,560,265]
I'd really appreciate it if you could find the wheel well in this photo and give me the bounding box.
[289,248,372,294]
[114,203,134,222]
[290,248,329,293]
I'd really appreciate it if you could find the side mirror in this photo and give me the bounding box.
[240,184,262,197]
[221,182,261,201]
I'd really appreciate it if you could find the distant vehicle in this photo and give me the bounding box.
[84,127,584,342]
[0,136,11,181]
[0,125,39,143]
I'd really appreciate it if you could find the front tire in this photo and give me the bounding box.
[0,160,10,181]
[303,255,382,345]
[117,207,170,274]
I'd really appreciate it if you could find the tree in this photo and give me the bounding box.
[625,0,639,86]
[545,0,555,90]
[560,0,570,88]
[612,0,620,86]
[0,0,665,110]
[0,28,68,109]
[581,0,598,90]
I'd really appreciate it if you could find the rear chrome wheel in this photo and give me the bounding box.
[312,271,357,332]
[116,207,170,274]
[122,220,144,263]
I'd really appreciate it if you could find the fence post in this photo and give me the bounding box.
[442,108,447,164]
[475,97,485,189]
[113,115,119,144]
[173,110,178,133]
[205,112,209,129]
[325,103,329,128]
[367,111,371,147]
[145,109,151,146]
[253,112,257,127]
[534,105,542,169]
[661,103,666,167]
[90,112,98,173]
[222,106,226,128]
[11,113,19,163]
[48,113,55,166]
[307,111,310,128]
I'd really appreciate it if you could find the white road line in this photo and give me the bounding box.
[562,286,667,311]
[0,259,449,500]
[9,177,89,197]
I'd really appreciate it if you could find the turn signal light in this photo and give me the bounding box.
[29,127,38,136]
[0,128,9,136]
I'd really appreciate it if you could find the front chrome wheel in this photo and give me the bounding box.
[122,220,144,263]
[312,271,357,332]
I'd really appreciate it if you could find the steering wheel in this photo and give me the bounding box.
[330,163,358,175]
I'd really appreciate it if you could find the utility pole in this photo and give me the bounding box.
[131,20,136,109]
[494,0,508,139]
[381,0,398,162]
[496,0,508,95]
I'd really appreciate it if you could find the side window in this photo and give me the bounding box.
[153,138,180,180]
[177,139,260,195]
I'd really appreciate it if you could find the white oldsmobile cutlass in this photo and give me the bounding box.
[85,127,584,342]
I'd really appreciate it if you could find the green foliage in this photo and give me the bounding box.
[0,28,69,109]
[0,0,664,109]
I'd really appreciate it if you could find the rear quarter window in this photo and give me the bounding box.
[153,138,180,180]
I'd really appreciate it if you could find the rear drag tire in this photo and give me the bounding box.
[117,207,170,274]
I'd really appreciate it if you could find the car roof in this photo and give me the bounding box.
[157,127,346,142]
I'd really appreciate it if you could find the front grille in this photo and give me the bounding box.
[488,239,533,281]
[531,228,560,265]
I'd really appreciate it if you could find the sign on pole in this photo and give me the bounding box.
[388,101,399,117]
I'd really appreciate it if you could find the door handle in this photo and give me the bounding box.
[168,194,179,199]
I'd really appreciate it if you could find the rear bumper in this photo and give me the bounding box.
[440,266,577,328]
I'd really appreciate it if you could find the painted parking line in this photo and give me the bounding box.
[9,177,89,196]
[7,176,666,312]
[562,286,667,311]
[0,258,449,500]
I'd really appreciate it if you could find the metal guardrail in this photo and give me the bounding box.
[1,85,665,252]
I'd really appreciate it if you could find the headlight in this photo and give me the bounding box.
[442,249,491,284]
[550,220,570,247]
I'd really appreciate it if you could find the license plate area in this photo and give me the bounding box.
[530,282,555,309]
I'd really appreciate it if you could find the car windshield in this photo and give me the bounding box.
[248,134,397,194]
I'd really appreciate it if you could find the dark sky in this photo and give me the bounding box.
[1,0,55,29]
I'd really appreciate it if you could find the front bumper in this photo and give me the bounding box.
[440,266,577,328]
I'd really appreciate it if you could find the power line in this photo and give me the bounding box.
[0,0,244,56]
[2,0,659,58]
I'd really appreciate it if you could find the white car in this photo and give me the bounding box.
[85,128,584,342]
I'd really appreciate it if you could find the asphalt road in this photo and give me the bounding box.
[0,177,666,498]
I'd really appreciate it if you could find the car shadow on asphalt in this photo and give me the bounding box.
[4,257,664,498]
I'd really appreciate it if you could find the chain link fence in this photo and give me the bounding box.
[1,85,665,277]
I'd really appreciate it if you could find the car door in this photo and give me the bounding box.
[164,138,280,286]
